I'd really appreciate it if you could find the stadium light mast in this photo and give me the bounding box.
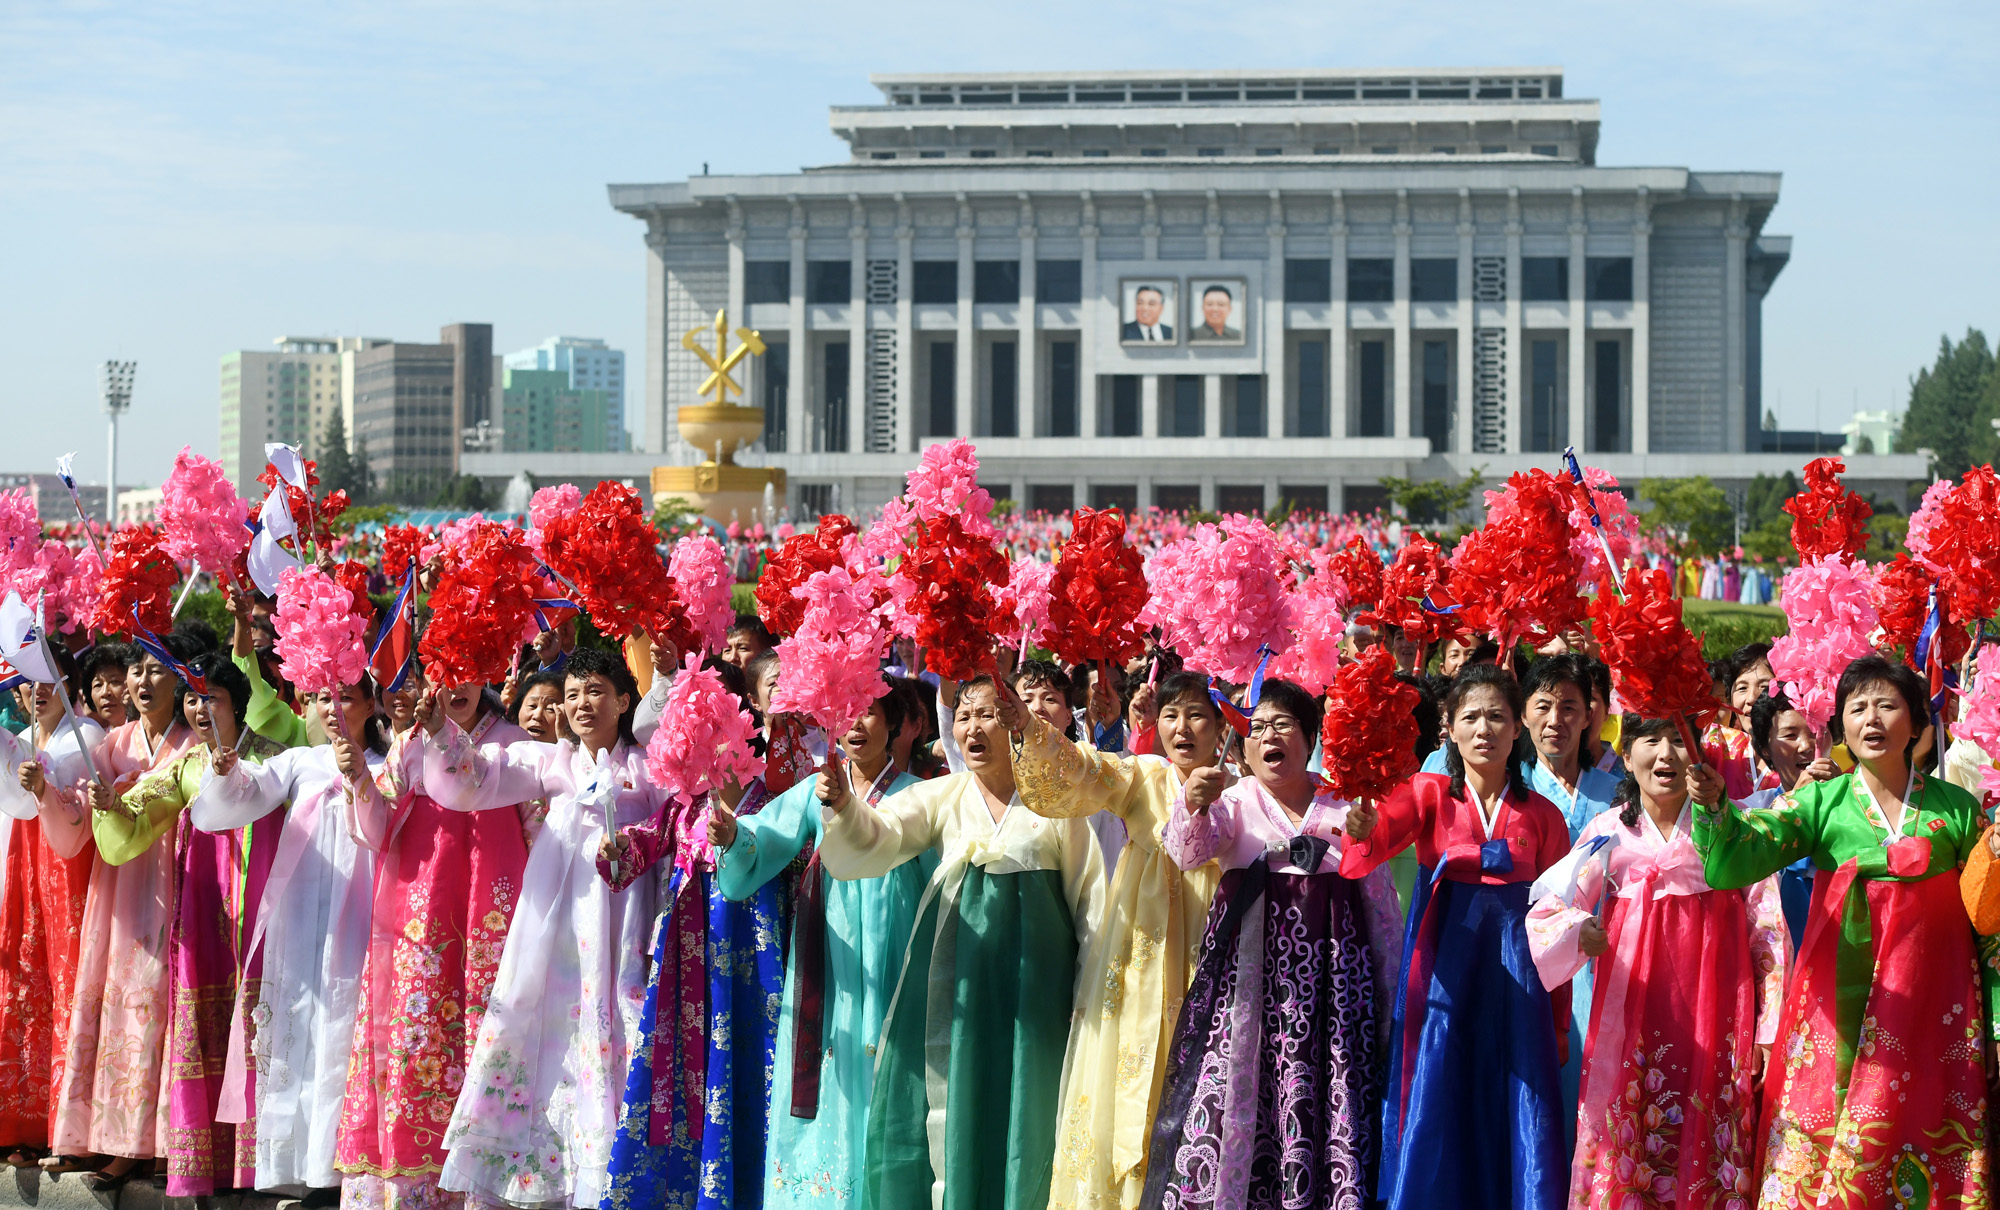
[102,360,136,524]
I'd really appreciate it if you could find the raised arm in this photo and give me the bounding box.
[93,757,195,866]
[419,719,557,813]
[235,651,310,750]
[1692,786,1821,891]
[817,771,945,881]
[346,730,418,852]
[1338,778,1429,879]
[1160,770,1231,871]
[191,746,305,832]
[1013,712,1147,823]
[716,777,817,901]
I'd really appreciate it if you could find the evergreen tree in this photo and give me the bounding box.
[319,410,370,502]
[1895,329,1995,481]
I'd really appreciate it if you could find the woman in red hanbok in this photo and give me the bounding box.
[1528,717,1790,1210]
[0,656,103,1166]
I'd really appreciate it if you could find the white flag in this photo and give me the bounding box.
[53,452,77,486]
[0,592,60,684]
[264,444,310,490]
[246,484,303,596]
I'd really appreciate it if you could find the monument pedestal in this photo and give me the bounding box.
[651,402,785,523]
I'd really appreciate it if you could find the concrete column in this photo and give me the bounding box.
[643,223,669,454]
[1455,189,1475,455]
[1504,188,1524,454]
[1141,375,1160,438]
[1204,373,1222,438]
[1199,474,1216,511]
[1567,186,1588,453]
[1330,190,1350,437]
[1392,189,1412,441]
[1136,473,1153,511]
[1079,193,1101,437]
[1725,193,1749,453]
[786,199,807,454]
[954,193,975,437]
[1631,188,1652,455]
[895,194,916,453]
[1265,190,1288,442]
[1018,195,1038,439]
[725,197,746,335]
[1142,190,1160,262]
[847,195,868,455]
[1204,190,1223,262]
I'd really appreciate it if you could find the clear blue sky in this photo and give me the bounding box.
[3,0,1994,488]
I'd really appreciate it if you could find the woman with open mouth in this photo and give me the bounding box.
[819,674,1104,1210]
[1340,661,1574,1210]
[1698,654,1998,1209]
[1007,667,1232,1210]
[1527,715,1789,1210]
[1143,677,1402,1210]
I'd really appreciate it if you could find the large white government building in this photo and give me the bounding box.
[464,67,1924,515]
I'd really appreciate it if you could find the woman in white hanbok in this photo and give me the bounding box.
[188,681,387,1194]
[416,648,672,1210]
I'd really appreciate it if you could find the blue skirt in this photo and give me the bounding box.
[599,867,789,1210]
[1376,873,1566,1210]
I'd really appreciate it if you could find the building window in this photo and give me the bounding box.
[1422,340,1451,450]
[1155,485,1201,513]
[1081,148,1110,158]
[1049,341,1079,437]
[870,151,896,160]
[1196,147,1224,157]
[1297,340,1328,437]
[1522,257,1569,302]
[1091,484,1138,513]
[973,260,1020,304]
[928,340,955,436]
[807,261,851,304]
[1025,149,1053,158]
[1139,148,1166,158]
[1357,341,1388,436]
[1429,146,1458,155]
[1343,484,1390,515]
[1586,257,1634,302]
[1231,376,1265,437]
[1108,375,1140,437]
[990,341,1018,437]
[913,261,957,304]
[798,483,833,518]
[1529,338,1562,452]
[1410,258,1457,302]
[1030,484,1073,515]
[1531,144,1560,157]
[1348,259,1394,303]
[919,151,945,159]
[1217,485,1264,515]
[1370,146,1399,155]
[1594,340,1623,452]
[1313,146,1343,155]
[1277,485,1329,514]
[762,343,788,451]
[1036,259,1082,304]
[745,261,790,304]
[1285,258,1332,304]
[1254,147,1282,156]
[969,149,997,159]
[822,341,849,452]
[1480,144,1506,154]
[1170,376,1203,437]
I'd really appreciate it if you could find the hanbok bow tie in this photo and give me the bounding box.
[1286,833,1331,872]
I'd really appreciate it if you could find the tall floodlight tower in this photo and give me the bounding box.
[102,360,136,524]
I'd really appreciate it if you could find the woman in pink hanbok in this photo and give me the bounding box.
[1527,717,1789,1210]
[334,683,530,1210]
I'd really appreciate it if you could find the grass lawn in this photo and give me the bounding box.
[1680,597,1786,626]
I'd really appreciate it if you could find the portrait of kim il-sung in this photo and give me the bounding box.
[1187,278,1247,345]
[1119,279,1177,345]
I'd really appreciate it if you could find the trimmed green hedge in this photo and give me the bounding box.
[1681,600,1789,661]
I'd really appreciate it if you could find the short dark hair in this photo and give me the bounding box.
[1440,662,1530,801]
[1251,678,1323,747]
[727,615,775,649]
[1521,653,1592,708]
[507,670,565,724]
[1398,671,1441,763]
[80,643,136,711]
[171,619,221,657]
[1748,689,1797,766]
[186,651,251,733]
[563,646,641,748]
[744,648,780,692]
[1830,655,1931,763]
[1202,283,1232,302]
[1727,642,1774,684]
[1613,715,1687,826]
[1134,285,1163,301]
[1584,657,1611,711]
[1154,670,1219,717]
[1012,660,1072,697]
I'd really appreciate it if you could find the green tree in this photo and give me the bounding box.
[431,474,491,511]
[650,495,703,540]
[1379,466,1486,526]
[1639,477,1735,554]
[1742,471,1798,532]
[1895,329,1995,481]
[318,410,370,502]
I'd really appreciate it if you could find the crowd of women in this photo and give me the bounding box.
[0,445,1997,1210]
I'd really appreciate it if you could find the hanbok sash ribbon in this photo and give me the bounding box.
[789,760,897,1119]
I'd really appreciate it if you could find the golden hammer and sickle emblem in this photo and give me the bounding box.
[682,309,766,405]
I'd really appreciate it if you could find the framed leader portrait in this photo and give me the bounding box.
[1119,279,1178,345]
[1186,277,1247,346]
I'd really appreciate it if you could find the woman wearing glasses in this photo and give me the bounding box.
[1340,662,1574,1210]
[1143,679,1402,1210]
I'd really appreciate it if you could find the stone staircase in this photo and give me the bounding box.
[0,1169,298,1210]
